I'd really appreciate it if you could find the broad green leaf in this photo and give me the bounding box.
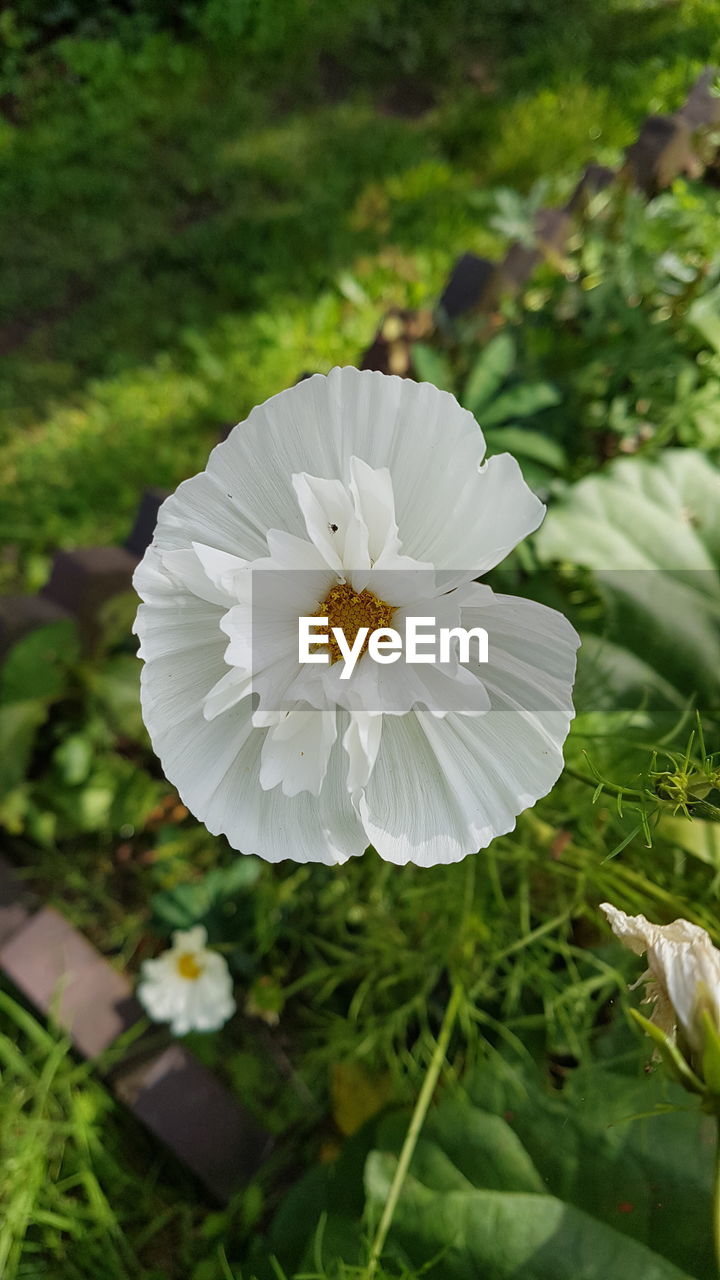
[374,1098,544,1194]
[0,621,79,705]
[537,449,720,570]
[535,450,720,713]
[108,767,166,833]
[260,1128,376,1276]
[259,1055,713,1278]
[462,332,516,414]
[467,1062,713,1278]
[366,1155,695,1280]
[571,632,687,715]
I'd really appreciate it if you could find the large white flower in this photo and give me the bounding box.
[134,366,579,867]
[137,925,236,1035]
[601,903,720,1055]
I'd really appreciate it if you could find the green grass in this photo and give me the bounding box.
[1,0,719,562]
[0,985,205,1279]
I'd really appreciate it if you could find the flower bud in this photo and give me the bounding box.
[601,903,720,1106]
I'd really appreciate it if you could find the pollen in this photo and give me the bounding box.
[176,952,204,981]
[315,582,395,665]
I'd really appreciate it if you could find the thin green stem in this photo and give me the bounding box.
[714,1118,720,1279]
[364,981,463,1279]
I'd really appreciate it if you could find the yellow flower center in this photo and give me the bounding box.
[176,952,204,981]
[314,582,395,665]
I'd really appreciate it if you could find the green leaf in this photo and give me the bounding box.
[688,284,720,354]
[535,450,720,713]
[366,1155,694,1280]
[700,1011,720,1098]
[484,426,567,472]
[374,1099,544,1194]
[108,768,165,833]
[152,857,262,935]
[0,700,48,794]
[462,332,516,414]
[478,380,561,427]
[260,1054,713,1278]
[411,343,455,393]
[467,1060,713,1278]
[656,815,720,869]
[0,621,79,705]
[90,654,145,742]
[53,733,94,786]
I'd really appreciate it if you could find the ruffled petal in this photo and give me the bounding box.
[260,708,338,797]
[348,456,401,566]
[292,470,369,571]
[200,718,367,864]
[360,590,579,866]
[343,711,383,803]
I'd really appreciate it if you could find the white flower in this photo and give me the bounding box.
[601,903,720,1055]
[134,366,579,867]
[137,925,236,1035]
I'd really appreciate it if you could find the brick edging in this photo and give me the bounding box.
[0,857,272,1201]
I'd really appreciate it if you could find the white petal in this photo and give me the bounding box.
[348,456,402,566]
[453,453,545,576]
[144,370,536,580]
[359,711,491,866]
[292,471,368,571]
[265,528,332,571]
[203,667,252,721]
[343,712,383,803]
[172,925,208,951]
[220,595,302,676]
[192,543,250,598]
[602,906,720,1052]
[259,708,338,797]
[161,548,235,608]
[360,592,578,866]
[460,588,580,723]
[200,715,366,865]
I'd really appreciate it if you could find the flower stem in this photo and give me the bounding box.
[364,981,463,1279]
[714,1118,720,1278]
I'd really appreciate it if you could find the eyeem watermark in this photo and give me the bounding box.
[299,616,489,679]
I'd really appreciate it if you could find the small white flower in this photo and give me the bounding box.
[137,925,236,1035]
[601,903,720,1055]
[134,367,579,866]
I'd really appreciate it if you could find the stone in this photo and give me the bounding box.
[0,907,142,1058]
[437,253,496,321]
[41,546,139,650]
[624,115,700,195]
[124,489,170,558]
[0,594,73,661]
[112,1043,272,1201]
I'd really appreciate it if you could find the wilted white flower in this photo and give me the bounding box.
[134,366,579,867]
[601,903,720,1060]
[137,925,236,1035]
